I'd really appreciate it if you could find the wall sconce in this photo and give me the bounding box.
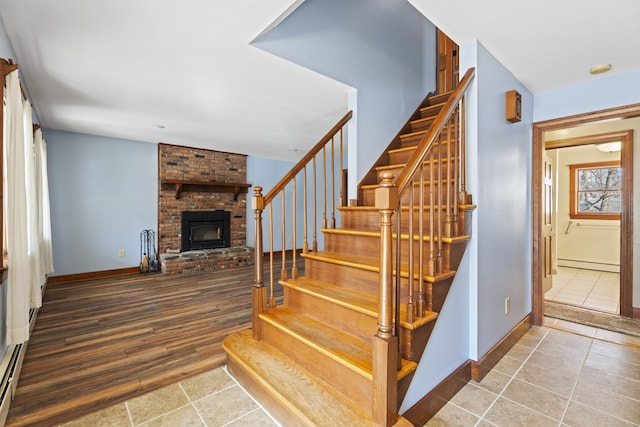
[505,90,522,123]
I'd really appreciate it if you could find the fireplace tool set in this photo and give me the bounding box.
[139,229,159,273]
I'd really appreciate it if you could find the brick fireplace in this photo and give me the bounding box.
[157,143,252,274]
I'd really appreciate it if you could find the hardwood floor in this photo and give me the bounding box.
[6,261,290,426]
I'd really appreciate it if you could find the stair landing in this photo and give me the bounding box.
[224,330,375,427]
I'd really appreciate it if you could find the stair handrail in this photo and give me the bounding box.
[373,68,475,425]
[263,110,353,206]
[394,68,475,196]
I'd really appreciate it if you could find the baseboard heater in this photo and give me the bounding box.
[0,306,38,425]
[557,258,620,273]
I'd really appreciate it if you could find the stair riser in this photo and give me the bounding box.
[400,321,435,363]
[283,287,377,345]
[260,319,373,411]
[398,135,454,149]
[324,233,380,260]
[340,210,380,231]
[427,93,452,105]
[387,146,455,165]
[325,233,456,269]
[340,208,469,235]
[305,258,379,296]
[361,186,456,206]
[420,104,444,119]
[398,372,416,411]
[426,275,454,314]
[376,162,455,181]
[448,240,470,273]
[409,117,435,133]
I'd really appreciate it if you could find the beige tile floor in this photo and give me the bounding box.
[60,367,280,427]
[545,266,620,314]
[427,317,640,427]
[60,318,640,427]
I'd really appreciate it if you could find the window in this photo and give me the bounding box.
[569,161,621,220]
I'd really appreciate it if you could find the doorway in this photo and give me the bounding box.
[544,132,629,315]
[532,104,640,325]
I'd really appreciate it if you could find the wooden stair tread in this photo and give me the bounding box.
[223,330,375,427]
[321,227,472,244]
[388,145,419,154]
[419,101,446,114]
[339,204,476,212]
[263,308,370,378]
[280,277,438,330]
[301,251,379,272]
[400,306,438,331]
[409,116,435,127]
[301,251,458,283]
[261,307,417,381]
[280,277,378,318]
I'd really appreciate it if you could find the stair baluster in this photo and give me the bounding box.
[251,186,266,340]
[249,111,353,341]
[373,171,399,426]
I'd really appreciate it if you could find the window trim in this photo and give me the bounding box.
[569,160,621,220]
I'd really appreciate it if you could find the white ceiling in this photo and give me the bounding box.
[1,0,639,160]
[409,0,640,93]
[0,0,350,161]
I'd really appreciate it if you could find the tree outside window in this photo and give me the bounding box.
[569,161,621,220]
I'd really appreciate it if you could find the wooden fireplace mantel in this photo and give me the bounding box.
[161,179,251,200]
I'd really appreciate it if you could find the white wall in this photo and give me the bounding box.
[551,145,620,271]
[46,130,157,276]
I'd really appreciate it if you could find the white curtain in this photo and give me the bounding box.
[23,100,43,309]
[4,70,51,345]
[5,70,31,344]
[34,128,54,277]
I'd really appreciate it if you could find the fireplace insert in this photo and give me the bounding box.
[181,210,231,251]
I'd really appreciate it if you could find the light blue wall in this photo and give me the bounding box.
[246,153,342,252]
[474,42,533,357]
[45,130,157,276]
[534,67,640,122]
[403,40,534,410]
[246,156,297,251]
[252,0,437,194]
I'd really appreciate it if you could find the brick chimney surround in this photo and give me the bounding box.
[157,143,253,274]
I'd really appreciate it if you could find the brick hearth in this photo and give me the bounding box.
[158,143,252,274]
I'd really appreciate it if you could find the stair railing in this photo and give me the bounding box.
[373,67,475,425]
[251,111,352,339]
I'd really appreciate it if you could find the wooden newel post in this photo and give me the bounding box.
[252,186,266,340]
[373,171,399,426]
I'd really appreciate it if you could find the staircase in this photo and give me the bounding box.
[224,68,476,426]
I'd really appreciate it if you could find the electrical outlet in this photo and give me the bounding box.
[505,297,510,314]
[119,249,125,257]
